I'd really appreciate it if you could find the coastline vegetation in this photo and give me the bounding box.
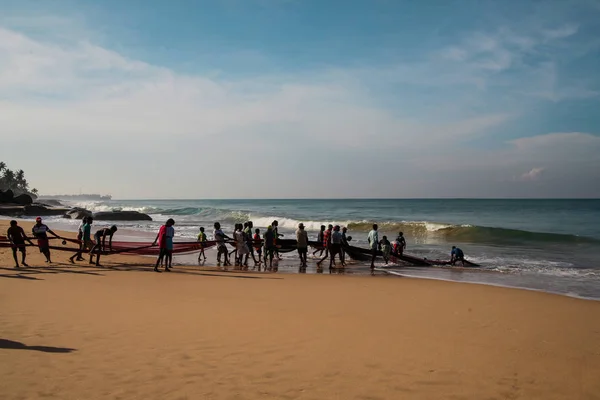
[0,161,38,197]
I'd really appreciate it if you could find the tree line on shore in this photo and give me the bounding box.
[0,162,38,197]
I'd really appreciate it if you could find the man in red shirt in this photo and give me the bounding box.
[316,224,333,269]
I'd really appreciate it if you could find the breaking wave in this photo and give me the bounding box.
[67,202,599,245]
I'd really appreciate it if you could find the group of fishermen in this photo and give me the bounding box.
[5,217,467,271]
[153,219,466,273]
[5,217,117,268]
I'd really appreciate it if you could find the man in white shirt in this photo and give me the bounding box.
[367,224,379,272]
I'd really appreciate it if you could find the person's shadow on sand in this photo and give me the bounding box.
[0,339,76,353]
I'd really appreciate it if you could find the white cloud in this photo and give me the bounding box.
[541,24,579,40]
[0,23,517,197]
[518,167,545,181]
[0,25,511,149]
[509,132,600,150]
[433,22,590,98]
[1,13,598,198]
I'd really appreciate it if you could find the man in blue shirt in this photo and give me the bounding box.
[451,246,465,267]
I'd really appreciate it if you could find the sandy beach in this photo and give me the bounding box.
[1,220,599,399]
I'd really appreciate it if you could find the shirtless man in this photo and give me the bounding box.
[90,225,118,266]
[7,220,33,268]
[312,225,326,257]
[272,220,283,260]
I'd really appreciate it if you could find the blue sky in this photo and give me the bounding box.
[1,0,599,198]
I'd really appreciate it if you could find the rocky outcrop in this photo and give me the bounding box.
[12,193,33,205]
[0,204,69,217]
[0,189,14,203]
[93,211,152,221]
[0,190,38,205]
[24,204,71,216]
[38,199,63,207]
[0,205,24,216]
[64,208,93,220]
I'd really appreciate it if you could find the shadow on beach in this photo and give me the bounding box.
[0,273,42,281]
[95,263,284,280]
[0,339,76,353]
[0,265,103,278]
[0,263,283,280]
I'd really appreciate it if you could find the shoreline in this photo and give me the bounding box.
[1,218,599,301]
[2,239,600,399]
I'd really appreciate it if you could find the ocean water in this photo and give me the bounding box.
[24,199,600,300]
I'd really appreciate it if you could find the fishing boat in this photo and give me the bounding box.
[343,244,480,267]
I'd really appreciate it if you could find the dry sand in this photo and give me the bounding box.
[1,219,599,400]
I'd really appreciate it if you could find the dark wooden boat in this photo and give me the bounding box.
[343,244,480,267]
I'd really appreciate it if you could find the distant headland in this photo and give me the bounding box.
[39,194,112,201]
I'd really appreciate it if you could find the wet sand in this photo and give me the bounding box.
[1,219,600,399]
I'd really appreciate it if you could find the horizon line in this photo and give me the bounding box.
[102,197,600,201]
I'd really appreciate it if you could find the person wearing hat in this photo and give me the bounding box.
[31,217,60,263]
[7,220,34,268]
[295,223,309,269]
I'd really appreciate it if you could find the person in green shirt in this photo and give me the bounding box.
[197,226,207,261]
[70,217,94,263]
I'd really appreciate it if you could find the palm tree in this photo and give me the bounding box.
[0,162,5,188]
[2,169,15,190]
[15,169,28,191]
[0,163,36,196]
[31,188,39,195]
